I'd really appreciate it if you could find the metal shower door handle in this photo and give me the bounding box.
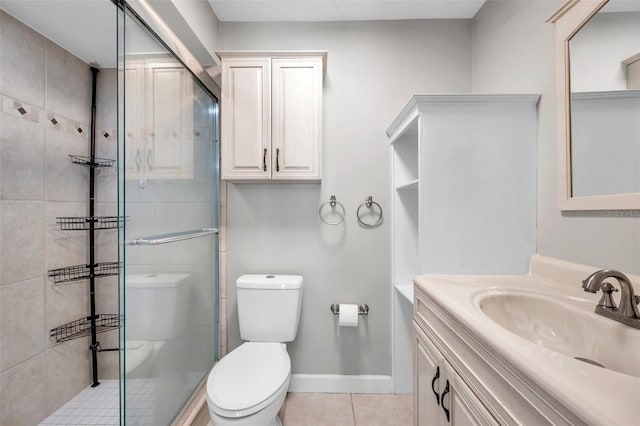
[127,228,219,246]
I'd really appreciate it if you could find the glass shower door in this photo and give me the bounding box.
[117,6,219,424]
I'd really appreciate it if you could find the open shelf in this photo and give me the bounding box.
[395,179,419,191]
[48,262,122,284]
[69,155,115,168]
[56,216,127,231]
[395,284,414,305]
[50,314,120,343]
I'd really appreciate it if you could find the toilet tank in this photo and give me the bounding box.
[125,274,191,341]
[237,274,303,342]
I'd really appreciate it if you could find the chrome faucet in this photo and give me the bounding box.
[582,269,640,329]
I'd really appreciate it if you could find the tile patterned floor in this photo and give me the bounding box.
[280,393,413,426]
[41,388,412,426]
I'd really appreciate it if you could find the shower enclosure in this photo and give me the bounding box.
[117,2,220,424]
[0,0,219,424]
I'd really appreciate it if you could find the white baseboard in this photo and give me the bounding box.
[289,374,393,394]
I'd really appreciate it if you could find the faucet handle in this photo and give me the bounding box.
[598,282,618,309]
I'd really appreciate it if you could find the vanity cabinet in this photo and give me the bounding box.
[123,59,195,180]
[219,52,325,182]
[414,324,497,426]
[413,282,588,426]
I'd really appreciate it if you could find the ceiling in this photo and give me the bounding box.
[207,0,486,22]
[0,0,485,68]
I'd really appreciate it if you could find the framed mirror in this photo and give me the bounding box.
[549,0,640,210]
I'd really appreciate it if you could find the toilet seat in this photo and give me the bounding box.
[207,342,290,418]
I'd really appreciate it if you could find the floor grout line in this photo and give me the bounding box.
[350,393,356,426]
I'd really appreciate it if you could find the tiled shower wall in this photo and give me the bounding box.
[0,11,118,425]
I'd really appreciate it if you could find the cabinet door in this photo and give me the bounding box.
[121,60,145,179]
[145,60,194,180]
[415,324,497,426]
[221,58,271,180]
[441,362,497,426]
[271,58,322,181]
[414,324,444,426]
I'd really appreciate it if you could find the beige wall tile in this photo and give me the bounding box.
[96,167,118,203]
[0,201,44,285]
[45,202,87,273]
[0,11,45,107]
[45,337,92,413]
[282,393,355,426]
[46,280,89,348]
[0,354,47,426]
[0,114,45,200]
[96,68,118,132]
[352,394,412,426]
[45,40,91,121]
[44,129,88,202]
[97,330,119,380]
[0,277,45,372]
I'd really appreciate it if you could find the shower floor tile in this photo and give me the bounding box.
[39,379,156,426]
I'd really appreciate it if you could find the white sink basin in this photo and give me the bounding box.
[475,290,640,378]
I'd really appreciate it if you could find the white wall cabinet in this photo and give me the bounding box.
[219,52,325,182]
[123,59,195,180]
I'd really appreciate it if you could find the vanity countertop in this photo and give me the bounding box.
[414,255,640,426]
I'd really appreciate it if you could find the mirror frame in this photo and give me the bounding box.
[548,0,640,210]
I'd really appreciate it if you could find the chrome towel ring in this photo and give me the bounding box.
[319,195,345,225]
[357,196,383,227]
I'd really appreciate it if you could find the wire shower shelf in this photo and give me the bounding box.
[50,314,121,343]
[47,262,122,284]
[56,216,127,231]
[69,155,115,168]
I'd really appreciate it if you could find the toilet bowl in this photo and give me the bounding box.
[207,342,290,426]
[206,274,303,426]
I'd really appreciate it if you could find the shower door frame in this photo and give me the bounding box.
[114,0,221,423]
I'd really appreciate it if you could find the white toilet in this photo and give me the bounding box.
[125,274,191,376]
[206,274,303,426]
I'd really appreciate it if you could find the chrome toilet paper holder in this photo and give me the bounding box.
[330,303,369,316]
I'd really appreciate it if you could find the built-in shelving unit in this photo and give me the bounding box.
[388,93,540,395]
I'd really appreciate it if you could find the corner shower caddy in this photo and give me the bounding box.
[47,67,123,387]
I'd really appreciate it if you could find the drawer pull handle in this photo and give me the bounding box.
[441,379,451,422]
[263,148,267,172]
[431,366,440,406]
[276,148,280,172]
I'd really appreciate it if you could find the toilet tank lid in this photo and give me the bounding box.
[236,274,303,290]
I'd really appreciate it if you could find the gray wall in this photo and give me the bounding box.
[220,20,472,375]
[471,0,640,274]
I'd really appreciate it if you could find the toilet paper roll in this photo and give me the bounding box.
[338,304,359,327]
